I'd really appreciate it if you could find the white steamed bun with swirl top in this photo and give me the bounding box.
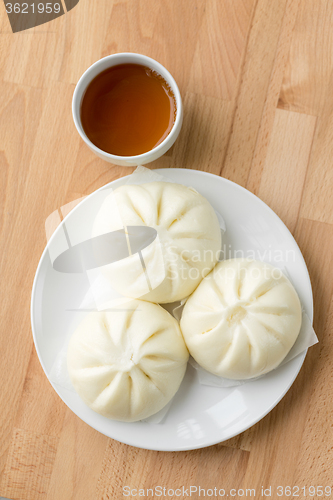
[92,182,222,303]
[67,300,189,422]
[180,259,302,380]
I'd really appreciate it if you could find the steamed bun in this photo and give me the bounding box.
[92,182,221,303]
[67,300,189,421]
[180,259,302,380]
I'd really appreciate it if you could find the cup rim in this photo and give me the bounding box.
[72,52,182,162]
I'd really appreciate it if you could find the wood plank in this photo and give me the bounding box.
[46,411,108,500]
[279,0,333,116]
[299,69,333,224]
[0,81,79,479]
[2,32,65,88]
[171,92,234,173]
[0,1,13,33]
[0,82,45,478]
[96,441,249,499]
[65,143,135,198]
[246,0,300,194]
[256,108,316,234]
[292,297,333,486]
[222,0,299,186]
[287,219,333,485]
[187,0,255,100]
[12,349,67,438]
[0,428,58,500]
[58,1,114,85]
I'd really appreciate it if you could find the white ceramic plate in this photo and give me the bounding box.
[31,169,313,451]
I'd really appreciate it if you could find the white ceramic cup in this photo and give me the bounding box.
[72,53,183,167]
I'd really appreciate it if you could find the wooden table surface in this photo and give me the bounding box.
[1,0,333,499]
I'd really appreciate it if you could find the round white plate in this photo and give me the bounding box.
[31,169,313,451]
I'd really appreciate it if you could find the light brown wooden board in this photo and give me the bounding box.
[1,0,333,498]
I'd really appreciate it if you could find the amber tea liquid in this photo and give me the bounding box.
[80,64,177,157]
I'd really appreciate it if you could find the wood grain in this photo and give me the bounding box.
[257,108,316,234]
[299,68,333,225]
[46,411,108,500]
[221,0,298,186]
[0,428,58,500]
[171,93,234,173]
[279,0,333,116]
[290,219,333,486]
[96,442,249,499]
[187,0,255,101]
[1,0,333,498]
